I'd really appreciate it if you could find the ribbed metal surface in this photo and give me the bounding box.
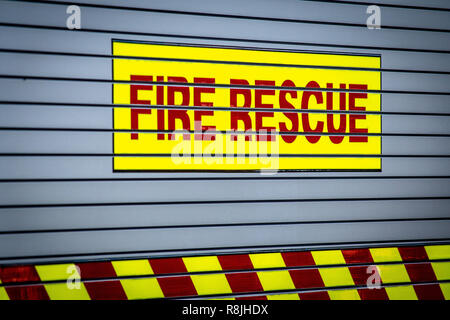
[0,0,449,267]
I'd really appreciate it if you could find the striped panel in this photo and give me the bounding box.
[267,293,300,300]
[0,279,9,300]
[311,248,357,296]
[77,261,127,300]
[218,254,265,295]
[210,283,448,301]
[0,265,49,300]
[149,257,198,297]
[112,259,164,300]
[282,250,327,297]
[342,248,389,299]
[298,291,330,300]
[184,256,232,296]
[399,247,445,300]
[440,283,450,300]
[0,244,449,300]
[250,253,296,292]
[425,245,450,260]
[328,289,361,300]
[35,264,90,300]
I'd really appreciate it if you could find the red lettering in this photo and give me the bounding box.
[167,77,190,140]
[130,109,151,140]
[128,75,370,145]
[348,84,368,143]
[194,78,216,140]
[326,83,346,144]
[230,79,252,141]
[301,81,324,144]
[255,80,275,141]
[130,75,153,105]
[279,80,298,143]
[130,75,153,140]
[156,76,165,140]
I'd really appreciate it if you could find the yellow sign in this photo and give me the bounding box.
[112,41,381,171]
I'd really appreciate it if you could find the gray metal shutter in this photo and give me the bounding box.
[0,0,449,300]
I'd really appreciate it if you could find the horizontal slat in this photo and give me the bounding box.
[1,79,450,114]
[331,0,450,10]
[0,79,111,104]
[3,239,448,265]
[2,92,450,115]
[0,220,449,258]
[2,26,450,74]
[0,105,112,129]
[0,1,449,52]
[0,131,110,154]
[0,199,449,233]
[5,74,449,96]
[0,106,448,132]
[382,117,450,134]
[0,131,448,155]
[0,52,110,79]
[0,157,448,179]
[0,179,449,206]
[382,95,450,114]
[38,0,450,30]
[1,106,450,132]
[1,52,450,93]
[2,48,450,77]
[382,72,450,93]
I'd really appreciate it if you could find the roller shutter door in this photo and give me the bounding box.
[0,0,449,300]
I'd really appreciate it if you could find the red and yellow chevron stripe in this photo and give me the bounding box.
[1,244,449,300]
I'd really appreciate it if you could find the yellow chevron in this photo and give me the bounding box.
[0,279,9,300]
[112,259,164,299]
[35,263,90,300]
